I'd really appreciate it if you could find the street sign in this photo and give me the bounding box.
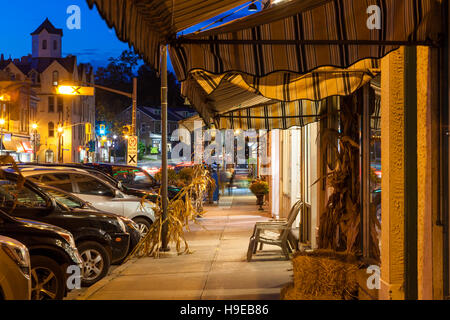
[57,86,95,96]
[127,136,138,166]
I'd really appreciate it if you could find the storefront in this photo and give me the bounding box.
[1,134,33,162]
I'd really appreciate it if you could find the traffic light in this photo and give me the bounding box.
[122,125,132,135]
[99,124,106,135]
[85,123,92,144]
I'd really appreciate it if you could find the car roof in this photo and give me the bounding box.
[1,165,91,176]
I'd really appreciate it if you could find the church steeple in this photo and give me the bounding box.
[31,18,63,58]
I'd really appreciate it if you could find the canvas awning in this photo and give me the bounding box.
[168,0,440,126]
[86,0,250,71]
[87,0,441,130]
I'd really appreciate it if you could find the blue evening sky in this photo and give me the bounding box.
[0,0,259,73]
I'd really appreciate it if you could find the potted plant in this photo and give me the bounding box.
[249,179,269,211]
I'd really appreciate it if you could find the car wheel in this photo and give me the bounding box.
[78,241,110,287]
[133,217,152,236]
[30,255,65,300]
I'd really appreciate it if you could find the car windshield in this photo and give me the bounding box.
[112,167,155,189]
[40,186,85,210]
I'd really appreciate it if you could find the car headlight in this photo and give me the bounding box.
[1,241,31,279]
[57,230,76,248]
[116,217,127,233]
[55,231,82,265]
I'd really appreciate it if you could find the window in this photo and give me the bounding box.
[71,174,115,197]
[42,187,85,210]
[155,121,161,133]
[45,150,55,163]
[48,96,55,113]
[0,179,47,209]
[52,71,59,86]
[112,167,155,189]
[36,173,74,193]
[53,40,58,50]
[48,122,55,137]
[141,124,147,133]
[57,97,63,113]
[42,40,47,50]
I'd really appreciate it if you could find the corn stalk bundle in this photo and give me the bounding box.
[125,165,215,260]
[317,94,380,262]
[0,156,27,212]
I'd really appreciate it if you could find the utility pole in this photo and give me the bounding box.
[132,77,137,136]
[161,46,169,251]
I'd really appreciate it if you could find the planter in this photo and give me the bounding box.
[256,194,265,211]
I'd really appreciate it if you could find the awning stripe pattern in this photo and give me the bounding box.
[170,0,439,81]
[215,98,333,130]
[189,58,380,102]
[86,0,250,71]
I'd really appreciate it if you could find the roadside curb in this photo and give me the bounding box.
[75,258,138,300]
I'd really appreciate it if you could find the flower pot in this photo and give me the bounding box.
[256,194,265,211]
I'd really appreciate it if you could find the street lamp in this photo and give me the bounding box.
[32,123,38,163]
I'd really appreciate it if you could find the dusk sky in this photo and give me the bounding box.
[0,0,257,73]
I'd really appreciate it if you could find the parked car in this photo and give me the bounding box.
[0,171,136,286]
[0,209,82,300]
[7,166,156,235]
[0,236,31,300]
[38,184,142,265]
[85,163,181,199]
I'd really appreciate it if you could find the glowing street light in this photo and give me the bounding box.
[57,126,64,134]
[0,94,10,102]
[32,123,38,130]
[57,85,94,96]
[0,119,5,126]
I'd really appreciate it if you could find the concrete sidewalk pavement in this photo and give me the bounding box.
[71,195,292,300]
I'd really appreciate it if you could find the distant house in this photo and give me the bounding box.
[0,19,96,163]
[117,106,197,153]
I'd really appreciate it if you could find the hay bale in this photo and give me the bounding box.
[283,250,359,300]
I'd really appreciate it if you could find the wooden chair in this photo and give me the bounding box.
[247,200,303,262]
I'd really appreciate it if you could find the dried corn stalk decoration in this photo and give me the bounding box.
[0,156,27,213]
[318,94,380,262]
[125,165,215,260]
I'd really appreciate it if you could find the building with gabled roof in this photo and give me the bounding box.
[0,19,96,163]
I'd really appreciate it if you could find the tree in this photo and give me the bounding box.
[95,50,185,129]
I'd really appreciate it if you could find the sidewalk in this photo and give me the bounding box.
[72,194,292,300]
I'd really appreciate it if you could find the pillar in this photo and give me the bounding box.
[380,47,406,300]
[416,46,444,300]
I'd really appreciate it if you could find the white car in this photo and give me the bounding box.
[13,166,156,234]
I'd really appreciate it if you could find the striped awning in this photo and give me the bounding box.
[170,0,440,80]
[169,0,440,126]
[215,98,331,130]
[86,0,250,71]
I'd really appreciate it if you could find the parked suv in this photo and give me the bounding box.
[0,210,82,300]
[0,172,133,286]
[8,166,156,235]
[39,184,142,266]
[0,236,31,300]
[85,163,181,199]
